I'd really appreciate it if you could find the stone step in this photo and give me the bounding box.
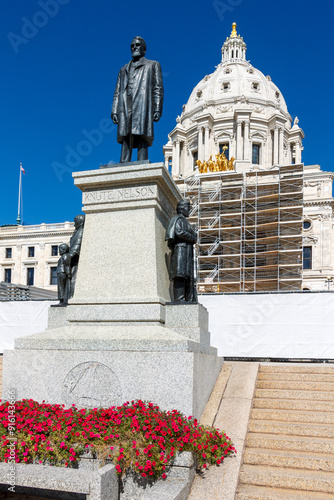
[258,372,334,382]
[251,407,334,424]
[246,432,334,454]
[244,448,334,472]
[260,365,334,374]
[249,419,334,438]
[253,398,334,412]
[257,380,334,392]
[237,483,334,499]
[255,388,334,401]
[239,464,334,494]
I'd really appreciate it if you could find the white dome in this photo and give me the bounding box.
[183,60,289,121]
[181,23,290,125]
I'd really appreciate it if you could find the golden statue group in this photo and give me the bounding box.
[196,146,235,174]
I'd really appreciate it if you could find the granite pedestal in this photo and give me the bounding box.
[3,162,223,419]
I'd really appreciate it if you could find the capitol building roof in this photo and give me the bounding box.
[183,23,290,126]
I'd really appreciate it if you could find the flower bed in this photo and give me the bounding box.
[0,399,235,479]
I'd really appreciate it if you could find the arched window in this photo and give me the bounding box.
[219,143,230,159]
[252,144,261,165]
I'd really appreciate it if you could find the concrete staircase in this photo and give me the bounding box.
[237,364,334,499]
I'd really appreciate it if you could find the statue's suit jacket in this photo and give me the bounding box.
[68,225,84,298]
[112,57,164,146]
[69,226,84,263]
[166,214,197,280]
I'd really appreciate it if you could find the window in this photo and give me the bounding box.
[303,220,311,230]
[5,248,12,259]
[51,245,59,256]
[168,158,173,175]
[28,247,35,258]
[303,246,312,270]
[219,143,229,159]
[27,268,34,286]
[252,144,260,165]
[291,143,296,164]
[50,267,58,285]
[252,82,260,91]
[4,269,11,283]
[193,151,198,169]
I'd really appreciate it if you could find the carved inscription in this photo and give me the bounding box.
[84,186,156,204]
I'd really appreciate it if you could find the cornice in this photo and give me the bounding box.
[304,199,334,207]
[0,231,72,241]
[304,171,334,180]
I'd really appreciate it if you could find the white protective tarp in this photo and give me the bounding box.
[199,293,334,359]
[1,294,333,359]
[0,301,56,353]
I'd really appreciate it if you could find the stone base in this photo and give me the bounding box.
[3,345,221,419]
[3,304,223,419]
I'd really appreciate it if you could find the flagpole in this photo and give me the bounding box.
[16,163,22,225]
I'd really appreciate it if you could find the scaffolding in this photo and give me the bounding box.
[183,164,304,293]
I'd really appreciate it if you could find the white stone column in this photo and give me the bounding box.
[37,243,45,288]
[204,126,210,159]
[236,120,242,160]
[14,245,22,285]
[172,142,176,174]
[175,140,180,176]
[322,218,332,268]
[278,128,284,165]
[295,141,302,164]
[164,152,169,170]
[244,121,249,161]
[274,127,279,164]
[198,128,204,161]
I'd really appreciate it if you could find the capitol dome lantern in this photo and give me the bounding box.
[221,22,247,63]
[163,23,305,178]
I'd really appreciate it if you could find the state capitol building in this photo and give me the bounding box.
[1,24,333,294]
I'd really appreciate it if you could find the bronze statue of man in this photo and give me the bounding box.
[68,214,85,299]
[111,36,164,163]
[56,243,71,306]
[165,200,197,303]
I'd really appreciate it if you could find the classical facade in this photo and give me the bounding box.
[163,23,334,292]
[0,222,74,291]
[303,165,334,290]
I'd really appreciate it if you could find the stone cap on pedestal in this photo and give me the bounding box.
[73,162,181,216]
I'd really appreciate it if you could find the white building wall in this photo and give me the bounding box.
[0,222,74,290]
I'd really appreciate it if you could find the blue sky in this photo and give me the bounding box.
[1,0,333,225]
